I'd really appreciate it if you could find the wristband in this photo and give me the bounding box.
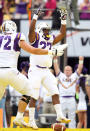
[79,60,83,64]
[61,20,66,25]
[33,14,38,20]
[48,50,52,55]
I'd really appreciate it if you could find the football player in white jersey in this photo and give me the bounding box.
[0,20,64,126]
[53,56,84,128]
[24,8,71,129]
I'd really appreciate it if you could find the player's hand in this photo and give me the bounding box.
[34,6,43,16]
[57,49,64,56]
[57,43,68,51]
[49,44,68,56]
[53,43,68,56]
[51,47,64,56]
[60,9,67,20]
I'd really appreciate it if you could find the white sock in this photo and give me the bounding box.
[29,107,35,122]
[54,104,64,118]
[16,112,24,119]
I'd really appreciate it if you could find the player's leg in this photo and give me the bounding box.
[68,98,76,128]
[0,85,6,100]
[18,95,30,113]
[0,69,8,100]
[8,68,32,127]
[9,68,33,96]
[42,70,71,124]
[26,69,41,129]
[13,95,30,127]
[27,97,38,129]
[0,74,7,127]
[0,68,31,127]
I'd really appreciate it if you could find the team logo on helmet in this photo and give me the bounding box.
[36,22,51,33]
[2,20,17,34]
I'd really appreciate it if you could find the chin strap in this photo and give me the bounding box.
[42,34,51,40]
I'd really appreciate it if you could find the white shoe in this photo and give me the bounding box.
[26,120,38,129]
[57,116,71,124]
[13,118,27,127]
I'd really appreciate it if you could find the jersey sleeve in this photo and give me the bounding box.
[53,35,56,40]
[14,33,24,51]
[31,32,39,48]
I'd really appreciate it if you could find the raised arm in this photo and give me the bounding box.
[53,56,60,76]
[28,15,37,43]
[53,9,67,45]
[77,56,84,75]
[28,8,41,43]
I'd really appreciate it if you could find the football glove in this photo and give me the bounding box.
[48,43,68,56]
[50,43,68,56]
[60,9,67,21]
[34,6,43,16]
[48,48,64,56]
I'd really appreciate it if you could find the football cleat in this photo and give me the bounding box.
[13,118,27,128]
[56,116,71,124]
[26,120,38,130]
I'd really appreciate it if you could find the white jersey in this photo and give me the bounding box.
[0,33,26,68]
[30,32,55,68]
[57,71,79,96]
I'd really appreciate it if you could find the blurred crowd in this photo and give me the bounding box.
[0,0,90,26]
